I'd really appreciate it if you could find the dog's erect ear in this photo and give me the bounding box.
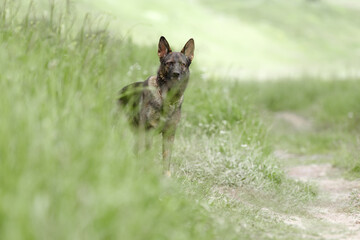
[158,36,172,59]
[181,38,195,61]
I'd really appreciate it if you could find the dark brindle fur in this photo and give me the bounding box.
[118,36,195,176]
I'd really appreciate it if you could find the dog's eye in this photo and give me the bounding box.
[181,63,186,67]
[166,62,174,66]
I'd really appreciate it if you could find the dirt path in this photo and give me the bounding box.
[286,163,360,240]
[274,112,360,239]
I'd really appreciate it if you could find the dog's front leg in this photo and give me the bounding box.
[137,106,148,154]
[162,128,175,177]
[134,126,146,155]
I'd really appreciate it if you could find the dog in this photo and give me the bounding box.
[118,36,195,176]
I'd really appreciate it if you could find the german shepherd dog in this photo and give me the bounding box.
[118,36,195,176]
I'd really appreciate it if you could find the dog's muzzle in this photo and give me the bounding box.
[172,72,180,78]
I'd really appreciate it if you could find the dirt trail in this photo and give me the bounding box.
[287,163,360,240]
[275,112,360,239]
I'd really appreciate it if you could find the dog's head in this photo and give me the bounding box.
[157,36,195,88]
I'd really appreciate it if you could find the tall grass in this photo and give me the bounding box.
[0,2,216,239]
[0,2,318,239]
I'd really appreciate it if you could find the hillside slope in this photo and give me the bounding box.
[30,0,360,79]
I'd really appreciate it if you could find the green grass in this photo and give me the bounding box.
[0,2,319,240]
[1,1,359,239]
[201,0,360,71]
[248,79,360,176]
[26,0,360,78]
[0,3,214,239]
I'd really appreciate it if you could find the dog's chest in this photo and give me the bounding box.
[142,77,183,129]
[143,93,162,128]
[141,77,162,128]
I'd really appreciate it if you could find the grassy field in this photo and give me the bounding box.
[245,79,360,176]
[24,0,360,79]
[1,1,359,239]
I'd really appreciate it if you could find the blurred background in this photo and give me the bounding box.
[27,0,360,79]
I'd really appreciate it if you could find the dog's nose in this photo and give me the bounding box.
[172,72,180,78]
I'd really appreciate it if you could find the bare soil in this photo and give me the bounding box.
[287,163,360,240]
[275,112,360,239]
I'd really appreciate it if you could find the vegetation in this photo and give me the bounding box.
[1,0,359,239]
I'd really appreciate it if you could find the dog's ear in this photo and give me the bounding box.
[158,36,172,59]
[181,38,194,61]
